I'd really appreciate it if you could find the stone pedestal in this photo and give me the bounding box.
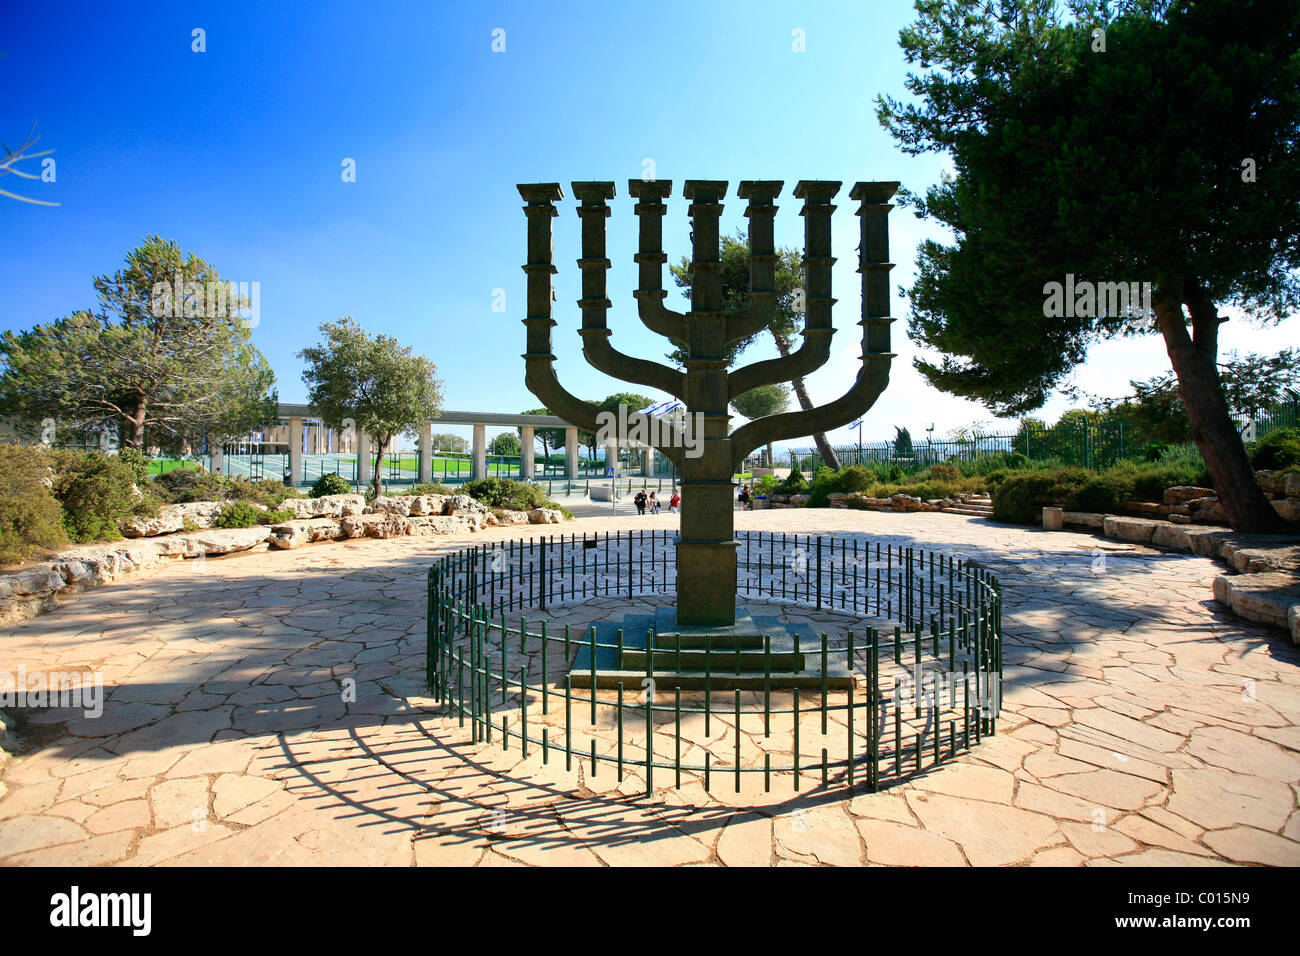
[569,606,853,690]
[1042,506,1064,531]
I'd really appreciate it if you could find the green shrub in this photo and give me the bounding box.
[403,482,456,496]
[230,477,302,507]
[774,467,808,495]
[153,468,231,503]
[928,464,961,482]
[991,468,1096,523]
[52,452,139,543]
[116,447,150,484]
[261,507,296,524]
[181,518,199,533]
[461,477,549,511]
[1249,428,1300,470]
[0,444,67,564]
[309,473,353,497]
[215,501,264,529]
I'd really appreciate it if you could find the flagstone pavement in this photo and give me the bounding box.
[1,509,1297,867]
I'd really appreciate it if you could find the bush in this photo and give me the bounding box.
[461,477,549,511]
[774,467,808,495]
[116,447,150,484]
[153,468,231,503]
[1249,427,1300,470]
[52,452,140,543]
[215,501,264,529]
[402,482,456,496]
[928,464,961,482]
[231,478,302,507]
[309,473,353,497]
[0,444,67,564]
[991,468,1096,524]
[261,507,296,524]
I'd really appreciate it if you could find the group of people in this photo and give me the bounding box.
[633,488,680,515]
[737,484,753,510]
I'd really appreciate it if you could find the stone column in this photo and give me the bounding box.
[642,446,654,478]
[472,423,486,480]
[565,426,579,479]
[419,422,433,483]
[288,416,304,485]
[358,429,372,486]
[521,425,535,479]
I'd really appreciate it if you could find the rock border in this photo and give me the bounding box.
[0,492,567,626]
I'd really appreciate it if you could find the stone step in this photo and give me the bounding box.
[942,507,994,517]
[569,613,854,689]
[620,647,806,672]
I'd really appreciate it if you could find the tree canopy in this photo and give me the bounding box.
[0,236,276,452]
[299,317,443,497]
[876,0,1300,530]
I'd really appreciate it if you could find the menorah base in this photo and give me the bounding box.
[568,609,854,691]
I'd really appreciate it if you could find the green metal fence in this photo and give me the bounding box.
[426,530,1003,797]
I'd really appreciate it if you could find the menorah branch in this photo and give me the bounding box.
[729,355,893,468]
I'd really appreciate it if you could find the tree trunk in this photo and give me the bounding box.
[371,435,386,499]
[1154,280,1284,533]
[771,334,841,471]
[125,398,148,450]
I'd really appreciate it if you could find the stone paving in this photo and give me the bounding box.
[0,509,1297,866]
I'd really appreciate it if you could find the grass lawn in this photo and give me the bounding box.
[148,459,199,476]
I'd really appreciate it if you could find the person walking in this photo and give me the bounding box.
[649,491,660,514]
[669,489,681,513]
[634,488,647,515]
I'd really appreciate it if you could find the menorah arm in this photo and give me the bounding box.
[728,353,893,470]
[635,290,687,343]
[579,329,686,400]
[723,306,775,348]
[522,346,603,437]
[725,327,835,399]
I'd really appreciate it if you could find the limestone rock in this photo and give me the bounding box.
[1102,516,1163,544]
[178,527,271,557]
[406,494,448,516]
[1163,485,1215,506]
[527,508,563,524]
[1272,498,1300,524]
[289,494,366,519]
[268,518,342,550]
[1213,571,1300,632]
[339,513,409,539]
[121,501,225,538]
[369,495,412,516]
[1063,511,1106,529]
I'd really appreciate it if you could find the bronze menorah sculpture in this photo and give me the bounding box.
[519,178,899,631]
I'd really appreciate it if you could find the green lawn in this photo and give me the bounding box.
[148,459,199,476]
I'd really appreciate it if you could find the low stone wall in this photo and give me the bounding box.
[768,491,984,512]
[0,493,567,626]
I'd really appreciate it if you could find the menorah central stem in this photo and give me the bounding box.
[675,179,740,627]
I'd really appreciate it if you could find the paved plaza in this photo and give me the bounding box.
[1,509,1297,866]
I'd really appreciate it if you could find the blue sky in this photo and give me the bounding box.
[3,0,1295,451]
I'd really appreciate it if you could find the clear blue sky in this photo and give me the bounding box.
[2,0,1293,450]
